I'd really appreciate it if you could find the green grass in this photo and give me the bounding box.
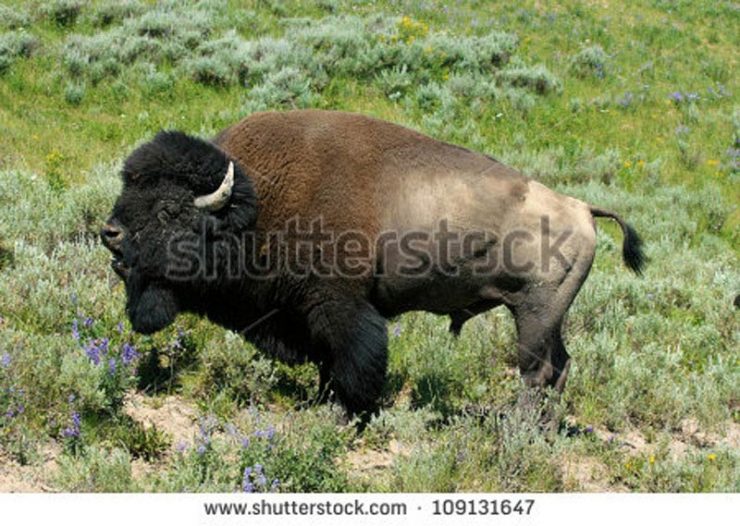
[0,0,738,492]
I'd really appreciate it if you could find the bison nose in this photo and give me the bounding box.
[100,222,124,252]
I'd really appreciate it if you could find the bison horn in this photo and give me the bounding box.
[194,161,234,211]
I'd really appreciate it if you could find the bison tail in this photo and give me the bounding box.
[590,207,646,275]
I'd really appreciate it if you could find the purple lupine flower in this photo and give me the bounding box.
[242,466,254,493]
[1,352,10,368]
[16,404,24,415]
[108,358,117,375]
[62,411,81,438]
[99,338,109,353]
[71,319,80,341]
[271,479,280,491]
[669,91,683,103]
[5,409,15,418]
[392,323,402,337]
[116,322,124,334]
[121,343,138,365]
[240,437,251,449]
[84,317,94,328]
[196,444,207,455]
[198,415,217,442]
[175,441,188,453]
[84,341,101,365]
[265,425,275,441]
[584,425,594,434]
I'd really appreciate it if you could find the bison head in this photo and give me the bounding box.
[101,131,257,334]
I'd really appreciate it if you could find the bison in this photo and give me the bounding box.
[101,110,644,416]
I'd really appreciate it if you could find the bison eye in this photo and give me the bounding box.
[157,210,171,224]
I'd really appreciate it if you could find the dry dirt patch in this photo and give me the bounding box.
[123,392,199,451]
[561,454,623,492]
[0,442,60,493]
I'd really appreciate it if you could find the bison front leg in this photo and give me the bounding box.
[304,291,388,418]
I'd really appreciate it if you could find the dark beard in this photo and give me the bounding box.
[125,272,180,334]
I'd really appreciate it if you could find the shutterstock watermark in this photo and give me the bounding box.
[165,215,573,282]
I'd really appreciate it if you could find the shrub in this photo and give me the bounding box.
[497,62,562,94]
[377,64,414,100]
[0,31,38,74]
[503,87,536,113]
[64,82,85,105]
[56,446,135,491]
[60,2,217,83]
[182,56,235,86]
[196,331,277,406]
[0,163,119,247]
[570,44,609,79]
[139,66,174,96]
[244,66,317,112]
[150,407,349,492]
[42,0,84,28]
[89,0,143,27]
[0,5,31,29]
[422,31,517,71]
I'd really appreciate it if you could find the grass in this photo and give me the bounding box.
[0,0,738,492]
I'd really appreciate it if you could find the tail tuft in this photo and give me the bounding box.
[590,207,646,275]
[621,222,645,275]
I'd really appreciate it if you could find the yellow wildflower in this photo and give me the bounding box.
[637,159,645,168]
[648,455,655,465]
[707,159,720,167]
[707,453,717,462]
[623,160,632,168]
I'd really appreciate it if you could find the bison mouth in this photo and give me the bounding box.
[111,256,130,280]
[109,248,131,280]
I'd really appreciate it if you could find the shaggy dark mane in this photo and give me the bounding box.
[122,130,258,232]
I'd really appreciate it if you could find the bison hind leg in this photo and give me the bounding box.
[306,293,388,418]
[511,245,595,395]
